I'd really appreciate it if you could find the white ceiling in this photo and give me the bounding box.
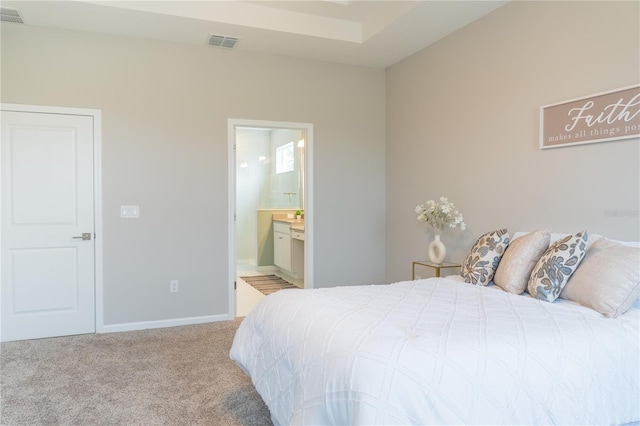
[1,0,508,68]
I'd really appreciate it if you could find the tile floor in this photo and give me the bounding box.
[235,264,304,317]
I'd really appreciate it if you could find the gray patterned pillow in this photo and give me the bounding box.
[461,229,510,286]
[527,231,588,302]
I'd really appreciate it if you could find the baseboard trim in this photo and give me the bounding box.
[256,265,278,273]
[99,314,231,334]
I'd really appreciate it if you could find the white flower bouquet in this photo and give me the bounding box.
[415,196,466,232]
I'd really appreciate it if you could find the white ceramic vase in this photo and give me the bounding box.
[428,234,446,264]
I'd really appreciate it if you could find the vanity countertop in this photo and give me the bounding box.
[290,223,305,232]
[273,214,305,231]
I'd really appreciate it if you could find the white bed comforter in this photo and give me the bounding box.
[230,278,640,425]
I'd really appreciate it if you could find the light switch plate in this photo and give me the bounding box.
[120,205,140,218]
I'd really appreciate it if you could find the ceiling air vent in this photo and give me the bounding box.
[207,34,239,49]
[0,7,24,24]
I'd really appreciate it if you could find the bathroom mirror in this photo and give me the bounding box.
[236,127,305,210]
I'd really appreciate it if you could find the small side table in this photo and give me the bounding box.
[412,261,461,279]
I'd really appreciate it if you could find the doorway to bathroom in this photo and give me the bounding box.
[227,119,313,317]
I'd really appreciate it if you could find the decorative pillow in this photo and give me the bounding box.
[494,229,550,294]
[550,232,602,248]
[461,229,510,286]
[527,231,588,302]
[560,238,640,317]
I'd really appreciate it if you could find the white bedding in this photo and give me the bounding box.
[230,278,640,425]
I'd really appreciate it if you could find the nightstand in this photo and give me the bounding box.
[412,261,461,279]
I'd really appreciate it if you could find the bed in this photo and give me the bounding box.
[230,231,640,425]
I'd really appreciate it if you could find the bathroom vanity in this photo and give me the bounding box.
[273,215,304,280]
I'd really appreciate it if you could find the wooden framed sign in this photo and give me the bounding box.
[540,85,640,149]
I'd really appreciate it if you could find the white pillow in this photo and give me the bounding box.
[527,231,589,302]
[513,231,602,247]
[607,239,640,248]
[494,229,550,294]
[560,238,640,317]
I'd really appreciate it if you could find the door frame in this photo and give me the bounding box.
[0,103,104,334]
[227,118,314,318]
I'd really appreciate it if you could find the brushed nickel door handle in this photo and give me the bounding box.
[72,233,92,241]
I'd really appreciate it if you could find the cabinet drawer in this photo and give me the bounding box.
[273,221,291,234]
[291,230,305,241]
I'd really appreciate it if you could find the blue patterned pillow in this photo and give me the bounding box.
[527,231,589,302]
[461,229,510,286]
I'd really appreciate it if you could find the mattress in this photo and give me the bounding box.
[230,277,640,425]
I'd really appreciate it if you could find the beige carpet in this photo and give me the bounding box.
[0,319,272,425]
[240,275,298,295]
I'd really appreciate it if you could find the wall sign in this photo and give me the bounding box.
[540,85,640,149]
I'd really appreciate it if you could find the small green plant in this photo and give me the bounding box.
[295,210,302,216]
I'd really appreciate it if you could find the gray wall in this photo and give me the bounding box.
[1,24,386,326]
[386,1,640,282]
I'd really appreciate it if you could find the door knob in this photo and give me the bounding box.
[72,233,92,241]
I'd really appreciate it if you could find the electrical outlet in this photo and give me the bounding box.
[170,280,179,293]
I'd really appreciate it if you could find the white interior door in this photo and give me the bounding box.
[1,110,95,342]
